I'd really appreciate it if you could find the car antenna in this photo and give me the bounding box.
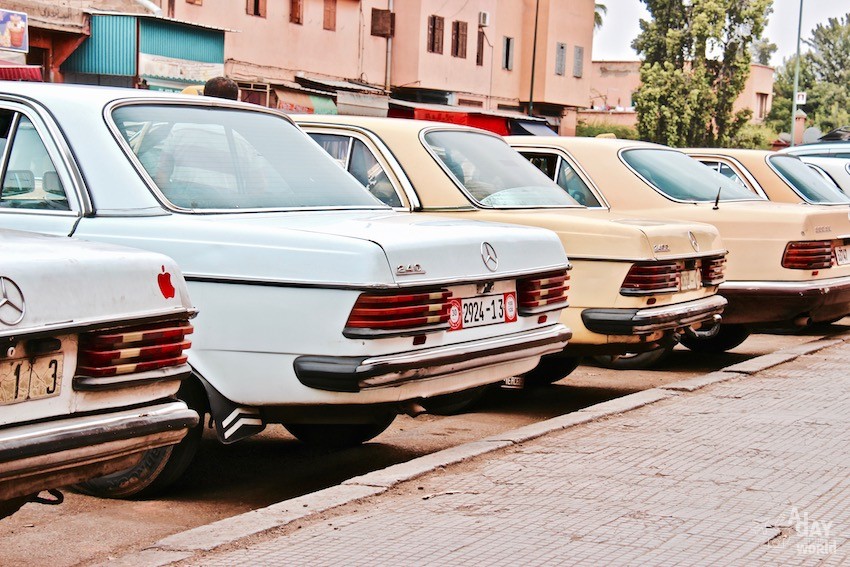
[713,186,722,210]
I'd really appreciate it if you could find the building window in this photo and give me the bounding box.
[247,0,266,17]
[502,37,514,71]
[476,29,485,66]
[427,15,444,54]
[290,0,303,24]
[756,92,769,119]
[573,46,584,78]
[324,0,337,30]
[451,21,468,58]
[555,43,566,76]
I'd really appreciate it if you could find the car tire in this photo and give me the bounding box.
[679,324,751,353]
[284,414,396,448]
[0,496,29,519]
[420,385,492,415]
[592,344,674,370]
[520,355,581,388]
[73,420,203,499]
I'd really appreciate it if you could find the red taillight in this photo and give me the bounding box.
[345,290,452,334]
[621,255,726,295]
[700,255,727,286]
[782,241,833,270]
[621,262,679,294]
[77,322,193,377]
[517,271,570,314]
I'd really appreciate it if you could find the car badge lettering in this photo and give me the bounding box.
[396,264,426,275]
[0,276,26,326]
[653,244,670,253]
[688,231,700,252]
[814,225,832,234]
[481,242,499,272]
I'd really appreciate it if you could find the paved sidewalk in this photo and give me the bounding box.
[116,333,850,566]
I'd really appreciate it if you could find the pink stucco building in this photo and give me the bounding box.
[161,0,596,135]
[580,59,774,130]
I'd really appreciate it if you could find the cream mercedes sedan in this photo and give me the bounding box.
[684,148,850,205]
[295,115,729,375]
[509,136,850,352]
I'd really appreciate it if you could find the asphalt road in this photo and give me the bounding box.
[0,324,844,567]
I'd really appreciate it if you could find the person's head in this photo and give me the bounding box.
[203,76,239,100]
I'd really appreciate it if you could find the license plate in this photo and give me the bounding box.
[836,245,850,266]
[0,354,63,405]
[679,269,700,291]
[448,292,518,331]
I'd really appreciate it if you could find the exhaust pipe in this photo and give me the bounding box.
[685,315,722,339]
[793,315,813,327]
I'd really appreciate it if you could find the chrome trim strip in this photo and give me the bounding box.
[565,251,726,263]
[185,264,571,289]
[0,307,196,340]
[631,295,728,320]
[720,275,850,293]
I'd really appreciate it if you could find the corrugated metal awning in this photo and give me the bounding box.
[274,89,337,115]
[336,91,388,117]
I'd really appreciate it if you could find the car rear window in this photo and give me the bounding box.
[621,148,759,202]
[768,154,850,204]
[423,130,581,208]
[111,105,385,211]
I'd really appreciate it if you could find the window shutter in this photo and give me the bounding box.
[290,0,303,24]
[435,16,444,54]
[476,29,485,66]
[451,21,458,56]
[458,22,467,59]
[324,0,336,30]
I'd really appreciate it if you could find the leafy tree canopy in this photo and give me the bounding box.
[632,0,772,147]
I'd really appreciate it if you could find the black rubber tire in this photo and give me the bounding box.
[284,414,396,448]
[0,496,29,519]
[592,344,675,370]
[420,385,492,416]
[520,355,581,388]
[73,420,203,499]
[679,324,751,353]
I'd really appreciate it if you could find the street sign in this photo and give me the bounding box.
[796,92,807,105]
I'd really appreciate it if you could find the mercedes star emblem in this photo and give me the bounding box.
[481,242,499,272]
[688,231,700,253]
[0,276,25,326]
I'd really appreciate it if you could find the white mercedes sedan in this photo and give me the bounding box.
[0,82,571,497]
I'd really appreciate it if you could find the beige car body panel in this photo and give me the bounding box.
[297,116,728,350]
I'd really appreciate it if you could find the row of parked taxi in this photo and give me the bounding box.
[2,82,849,518]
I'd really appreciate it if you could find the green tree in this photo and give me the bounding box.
[751,37,777,65]
[631,0,773,147]
[767,15,850,135]
[594,3,607,30]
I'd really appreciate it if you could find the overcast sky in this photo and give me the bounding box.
[592,0,850,67]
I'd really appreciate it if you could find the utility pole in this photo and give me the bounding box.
[790,0,804,147]
[528,0,540,117]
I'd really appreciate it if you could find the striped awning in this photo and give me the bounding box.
[0,58,42,82]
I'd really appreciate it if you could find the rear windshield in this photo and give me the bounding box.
[111,105,385,211]
[423,130,581,208]
[768,154,850,204]
[622,148,759,202]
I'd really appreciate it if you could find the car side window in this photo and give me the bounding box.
[348,139,401,207]
[308,132,402,207]
[555,160,601,207]
[0,113,69,211]
[697,160,751,191]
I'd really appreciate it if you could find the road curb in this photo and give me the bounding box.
[112,330,850,566]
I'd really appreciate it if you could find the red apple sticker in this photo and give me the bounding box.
[158,265,176,299]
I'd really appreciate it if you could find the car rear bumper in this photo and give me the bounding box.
[294,324,572,393]
[0,401,198,502]
[719,276,850,325]
[580,295,728,336]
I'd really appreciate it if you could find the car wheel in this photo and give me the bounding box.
[420,385,492,416]
[73,420,203,499]
[592,344,674,370]
[679,324,751,353]
[284,414,396,448]
[520,355,581,388]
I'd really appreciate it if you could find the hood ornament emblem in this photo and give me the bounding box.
[481,242,499,272]
[688,231,700,252]
[0,276,26,326]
